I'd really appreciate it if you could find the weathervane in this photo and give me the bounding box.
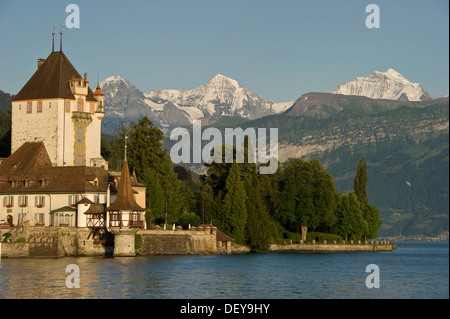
[59,24,65,52]
[52,25,57,52]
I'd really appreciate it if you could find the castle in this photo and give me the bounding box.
[0,34,234,257]
[0,35,147,235]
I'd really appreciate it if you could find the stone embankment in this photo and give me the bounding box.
[269,240,396,253]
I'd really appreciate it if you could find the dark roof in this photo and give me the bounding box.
[12,51,97,102]
[84,203,105,215]
[0,142,52,174]
[0,142,111,194]
[106,161,144,212]
[77,197,94,205]
[216,229,234,242]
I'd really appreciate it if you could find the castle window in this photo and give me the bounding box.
[19,195,28,207]
[77,99,83,112]
[35,196,45,207]
[23,178,30,187]
[68,195,79,207]
[66,101,70,112]
[3,196,14,207]
[76,156,83,166]
[38,101,42,113]
[49,102,51,109]
[40,178,47,187]
[77,127,83,142]
[35,213,45,224]
[27,102,32,113]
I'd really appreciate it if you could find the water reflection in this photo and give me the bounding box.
[0,242,448,299]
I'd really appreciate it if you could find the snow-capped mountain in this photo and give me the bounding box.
[332,69,431,101]
[100,74,293,134]
[146,74,292,119]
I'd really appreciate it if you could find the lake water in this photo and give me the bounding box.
[0,242,448,299]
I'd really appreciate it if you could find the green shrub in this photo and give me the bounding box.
[2,232,11,242]
[15,237,26,243]
[283,231,302,243]
[178,212,201,229]
[306,232,343,243]
[135,234,142,249]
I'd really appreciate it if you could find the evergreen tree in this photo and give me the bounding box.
[353,157,368,204]
[245,172,273,252]
[199,183,214,224]
[141,167,164,226]
[222,161,247,243]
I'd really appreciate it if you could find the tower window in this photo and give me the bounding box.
[66,101,70,112]
[27,102,32,113]
[76,156,83,166]
[77,127,83,142]
[77,100,83,112]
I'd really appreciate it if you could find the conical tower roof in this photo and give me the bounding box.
[106,161,144,212]
[12,51,97,102]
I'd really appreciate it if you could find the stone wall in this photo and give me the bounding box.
[269,241,396,252]
[136,229,217,256]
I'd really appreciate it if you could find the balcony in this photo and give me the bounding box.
[129,220,144,229]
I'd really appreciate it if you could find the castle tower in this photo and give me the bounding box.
[106,160,145,256]
[11,45,107,169]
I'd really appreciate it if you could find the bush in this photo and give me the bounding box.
[178,212,201,229]
[2,232,11,242]
[15,237,26,243]
[306,232,343,243]
[135,234,142,249]
[283,231,302,243]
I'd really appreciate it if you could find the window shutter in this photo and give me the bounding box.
[42,197,45,207]
[18,196,21,206]
[3,196,6,207]
[35,196,38,207]
[11,197,14,206]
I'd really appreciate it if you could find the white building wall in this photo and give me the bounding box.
[0,192,109,228]
[11,99,62,165]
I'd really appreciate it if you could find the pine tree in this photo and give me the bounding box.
[353,157,368,204]
[245,172,273,252]
[222,161,247,243]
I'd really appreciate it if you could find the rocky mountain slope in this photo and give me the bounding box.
[244,97,449,237]
[100,74,293,134]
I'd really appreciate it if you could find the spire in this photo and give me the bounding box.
[105,160,144,212]
[59,24,65,52]
[52,25,57,52]
[124,135,128,161]
[93,75,104,96]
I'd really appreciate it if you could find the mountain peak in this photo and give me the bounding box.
[332,69,431,101]
[208,73,241,88]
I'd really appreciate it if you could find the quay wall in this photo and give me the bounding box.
[269,241,396,253]
[135,229,217,255]
[0,226,217,258]
[1,226,396,258]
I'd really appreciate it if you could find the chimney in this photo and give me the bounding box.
[37,58,45,68]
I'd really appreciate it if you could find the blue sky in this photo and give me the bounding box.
[0,0,448,102]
